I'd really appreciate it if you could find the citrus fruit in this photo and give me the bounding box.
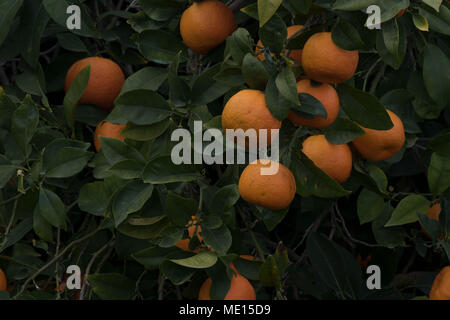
[94,121,126,152]
[302,32,359,84]
[288,79,340,128]
[238,160,296,210]
[302,135,353,183]
[175,217,203,252]
[65,57,125,110]
[198,273,256,300]
[222,89,281,147]
[0,269,7,291]
[352,110,405,162]
[426,203,441,221]
[429,266,450,300]
[256,25,304,63]
[396,9,407,18]
[180,0,237,55]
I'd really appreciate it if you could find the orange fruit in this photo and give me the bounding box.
[302,135,353,183]
[238,160,296,210]
[256,25,304,63]
[352,110,405,162]
[94,121,126,152]
[239,255,255,261]
[302,32,359,84]
[180,0,237,55]
[198,273,256,300]
[65,57,125,110]
[396,9,407,18]
[426,203,441,221]
[222,89,281,147]
[0,269,7,291]
[288,79,340,128]
[429,266,450,300]
[175,217,203,252]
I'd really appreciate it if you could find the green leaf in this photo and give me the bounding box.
[210,185,240,213]
[293,93,327,119]
[107,159,144,179]
[0,0,24,47]
[113,89,172,125]
[78,181,111,216]
[325,118,365,144]
[224,28,254,64]
[87,273,135,300]
[382,19,400,58]
[0,89,17,129]
[372,203,405,247]
[120,66,167,93]
[0,218,33,254]
[137,30,187,64]
[412,13,430,31]
[201,224,232,256]
[118,216,170,240]
[56,32,89,53]
[165,191,198,227]
[33,205,53,242]
[259,255,281,289]
[264,75,292,121]
[291,154,352,199]
[21,1,50,68]
[428,153,450,194]
[258,0,282,27]
[258,14,287,55]
[242,54,270,90]
[306,232,362,299]
[338,84,394,130]
[333,0,410,23]
[170,251,217,269]
[423,44,450,108]
[191,64,232,105]
[132,246,176,270]
[121,119,171,142]
[43,146,93,178]
[142,156,200,184]
[376,22,407,70]
[422,0,443,12]
[11,95,39,155]
[160,260,195,285]
[357,189,385,224]
[276,66,300,105]
[39,188,67,230]
[418,214,442,242]
[63,64,90,128]
[42,0,98,38]
[241,3,259,20]
[385,195,430,226]
[428,133,450,157]
[112,181,154,226]
[100,137,146,166]
[331,19,364,50]
[418,4,450,35]
[252,206,288,231]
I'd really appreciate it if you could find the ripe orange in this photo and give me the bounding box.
[302,135,353,183]
[64,57,125,110]
[94,121,126,152]
[429,266,450,300]
[352,110,405,162]
[175,217,203,252]
[238,160,296,210]
[426,203,441,221]
[256,25,304,63]
[222,89,281,147]
[198,273,256,300]
[180,0,237,55]
[0,269,7,291]
[302,32,359,84]
[288,79,340,128]
[396,9,407,18]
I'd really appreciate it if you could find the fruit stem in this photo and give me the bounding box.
[237,206,265,262]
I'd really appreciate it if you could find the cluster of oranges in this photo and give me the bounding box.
[56,0,447,301]
[65,57,126,152]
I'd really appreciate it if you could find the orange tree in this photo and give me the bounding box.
[0,0,449,300]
